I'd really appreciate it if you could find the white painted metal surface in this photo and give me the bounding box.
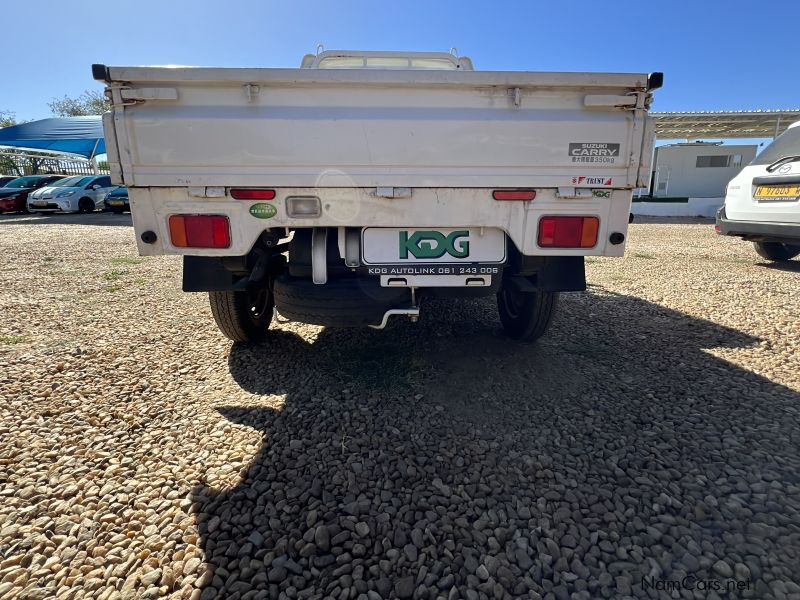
[127,186,631,257]
[101,63,655,190]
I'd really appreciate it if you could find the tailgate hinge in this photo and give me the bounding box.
[584,91,650,110]
[244,84,260,103]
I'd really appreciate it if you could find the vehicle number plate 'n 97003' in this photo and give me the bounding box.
[754,185,800,201]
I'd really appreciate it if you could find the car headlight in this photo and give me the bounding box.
[56,191,76,197]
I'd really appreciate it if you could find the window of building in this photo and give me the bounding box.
[696,155,731,168]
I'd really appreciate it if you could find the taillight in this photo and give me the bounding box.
[492,190,536,201]
[538,216,599,248]
[168,215,230,248]
[230,188,276,200]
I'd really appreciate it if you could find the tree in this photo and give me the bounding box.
[0,111,20,174]
[48,90,109,117]
[0,110,16,128]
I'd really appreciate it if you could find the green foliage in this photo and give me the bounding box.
[110,257,144,265]
[0,110,16,128]
[102,269,128,281]
[48,90,109,117]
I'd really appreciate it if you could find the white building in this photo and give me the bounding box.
[650,142,757,198]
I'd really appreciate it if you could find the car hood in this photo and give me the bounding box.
[48,186,83,195]
[0,187,32,197]
[31,186,57,196]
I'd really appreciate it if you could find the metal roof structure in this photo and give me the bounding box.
[653,110,800,140]
[0,116,105,159]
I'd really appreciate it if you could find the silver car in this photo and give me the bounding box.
[28,175,115,213]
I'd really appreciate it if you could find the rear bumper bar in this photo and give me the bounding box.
[716,207,800,244]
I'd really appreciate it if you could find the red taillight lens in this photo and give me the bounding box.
[538,216,599,248]
[169,215,230,248]
[229,188,276,200]
[492,190,536,201]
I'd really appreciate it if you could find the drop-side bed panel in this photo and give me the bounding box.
[100,67,654,189]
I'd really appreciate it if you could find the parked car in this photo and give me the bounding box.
[29,176,92,207]
[717,121,800,262]
[103,186,129,213]
[27,175,115,213]
[0,175,19,187]
[0,175,62,213]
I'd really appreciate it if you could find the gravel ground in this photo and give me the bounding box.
[1,213,799,600]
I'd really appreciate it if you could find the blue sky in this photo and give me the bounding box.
[2,0,799,123]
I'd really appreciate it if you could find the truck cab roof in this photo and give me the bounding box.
[301,50,474,71]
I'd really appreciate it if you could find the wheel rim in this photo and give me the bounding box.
[500,287,526,319]
[247,288,271,321]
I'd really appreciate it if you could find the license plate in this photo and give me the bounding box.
[362,227,506,266]
[754,185,800,200]
[33,201,47,206]
[107,200,123,206]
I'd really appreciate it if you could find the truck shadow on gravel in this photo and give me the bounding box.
[755,260,800,273]
[191,289,800,599]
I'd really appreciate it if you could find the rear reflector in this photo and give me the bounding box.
[538,216,599,248]
[230,188,276,200]
[168,215,230,248]
[492,189,536,201]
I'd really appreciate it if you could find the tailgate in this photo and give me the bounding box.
[96,66,658,190]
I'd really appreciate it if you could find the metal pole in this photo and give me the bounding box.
[774,116,782,139]
[88,138,101,174]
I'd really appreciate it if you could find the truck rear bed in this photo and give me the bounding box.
[96,65,657,190]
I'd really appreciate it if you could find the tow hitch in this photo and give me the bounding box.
[369,288,420,329]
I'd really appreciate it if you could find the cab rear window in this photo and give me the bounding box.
[751,126,800,165]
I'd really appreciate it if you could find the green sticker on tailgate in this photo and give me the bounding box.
[249,203,277,219]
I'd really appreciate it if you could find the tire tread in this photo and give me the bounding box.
[497,288,558,342]
[209,290,272,342]
[753,241,800,262]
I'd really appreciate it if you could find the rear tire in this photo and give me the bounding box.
[209,288,274,342]
[753,241,800,262]
[78,197,94,213]
[497,286,558,342]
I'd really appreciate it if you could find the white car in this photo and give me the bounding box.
[28,175,115,213]
[717,121,800,262]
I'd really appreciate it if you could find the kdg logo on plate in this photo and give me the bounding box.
[399,230,470,259]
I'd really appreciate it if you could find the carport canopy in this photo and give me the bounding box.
[0,116,105,159]
[654,110,800,140]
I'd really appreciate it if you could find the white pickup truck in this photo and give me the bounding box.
[93,51,661,342]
